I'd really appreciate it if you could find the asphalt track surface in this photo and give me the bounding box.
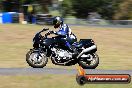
[0,68,132,75]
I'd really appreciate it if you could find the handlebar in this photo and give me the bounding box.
[44,30,54,39]
[38,28,65,39]
[40,28,49,33]
[38,28,54,39]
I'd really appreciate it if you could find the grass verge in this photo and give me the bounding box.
[0,74,131,88]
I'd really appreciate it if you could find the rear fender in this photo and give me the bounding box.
[79,39,97,53]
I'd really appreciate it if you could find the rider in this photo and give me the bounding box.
[48,16,78,56]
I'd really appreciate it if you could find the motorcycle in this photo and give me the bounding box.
[26,28,99,69]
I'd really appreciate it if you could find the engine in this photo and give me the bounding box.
[51,47,72,61]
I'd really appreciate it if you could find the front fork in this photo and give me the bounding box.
[36,48,42,59]
[32,48,43,64]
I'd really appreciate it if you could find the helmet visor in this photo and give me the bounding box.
[53,19,57,25]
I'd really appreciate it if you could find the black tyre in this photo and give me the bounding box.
[26,49,48,68]
[78,53,99,69]
[76,75,87,85]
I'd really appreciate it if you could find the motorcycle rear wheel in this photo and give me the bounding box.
[78,53,99,69]
[26,49,48,68]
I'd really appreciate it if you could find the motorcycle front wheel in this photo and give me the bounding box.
[26,49,48,68]
[78,53,99,69]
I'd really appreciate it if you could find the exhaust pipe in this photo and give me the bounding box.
[77,45,97,59]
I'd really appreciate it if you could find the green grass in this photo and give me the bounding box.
[0,74,131,88]
[65,18,88,25]
[49,10,61,16]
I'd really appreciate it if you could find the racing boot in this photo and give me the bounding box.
[66,41,78,58]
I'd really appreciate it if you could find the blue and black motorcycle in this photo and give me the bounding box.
[26,28,99,69]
